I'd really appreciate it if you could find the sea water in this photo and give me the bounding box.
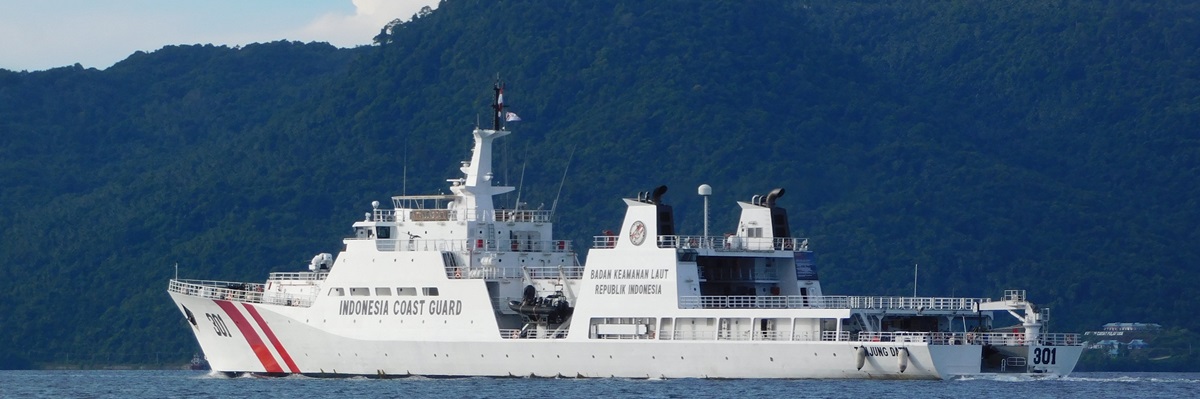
[1,370,1198,398]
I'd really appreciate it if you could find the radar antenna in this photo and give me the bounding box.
[492,78,506,131]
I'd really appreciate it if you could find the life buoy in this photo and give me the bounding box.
[648,330,656,339]
[454,268,462,278]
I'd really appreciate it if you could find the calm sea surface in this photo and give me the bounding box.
[1,370,1197,398]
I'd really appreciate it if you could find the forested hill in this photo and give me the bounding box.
[1,0,1198,368]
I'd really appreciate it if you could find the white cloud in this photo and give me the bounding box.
[0,1,438,72]
[293,0,438,47]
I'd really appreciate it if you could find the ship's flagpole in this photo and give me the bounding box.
[551,145,576,221]
[515,156,527,210]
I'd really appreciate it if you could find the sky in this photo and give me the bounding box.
[0,0,438,72]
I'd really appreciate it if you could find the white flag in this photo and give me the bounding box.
[505,112,522,122]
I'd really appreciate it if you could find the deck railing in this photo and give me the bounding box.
[592,235,810,251]
[678,295,989,311]
[966,332,1081,346]
[372,208,554,223]
[650,329,1081,346]
[499,328,568,339]
[843,296,986,311]
[169,279,317,308]
[481,327,1082,345]
[822,331,851,342]
[364,238,574,254]
[267,271,329,281]
[445,265,585,280]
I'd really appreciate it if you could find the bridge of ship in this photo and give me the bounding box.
[593,234,809,251]
[376,198,554,224]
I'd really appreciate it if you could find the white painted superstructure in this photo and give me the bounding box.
[167,84,1081,379]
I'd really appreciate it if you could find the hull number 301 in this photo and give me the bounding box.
[206,313,232,337]
[1033,347,1057,365]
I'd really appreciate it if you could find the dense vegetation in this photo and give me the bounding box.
[1,0,1197,369]
[1076,327,1200,372]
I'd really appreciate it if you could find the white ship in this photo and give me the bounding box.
[168,83,1082,379]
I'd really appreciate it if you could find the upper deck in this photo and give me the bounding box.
[679,294,990,312]
[168,271,328,307]
[374,203,553,224]
[593,234,808,252]
[171,276,986,312]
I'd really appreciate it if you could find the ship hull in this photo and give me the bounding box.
[171,292,1077,379]
[167,88,1082,379]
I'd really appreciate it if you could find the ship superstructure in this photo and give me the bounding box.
[168,84,1081,379]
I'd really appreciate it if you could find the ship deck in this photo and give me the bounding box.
[496,328,1080,346]
[169,276,1080,347]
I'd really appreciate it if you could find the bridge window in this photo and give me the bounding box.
[422,287,440,296]
[397,287,417,296]
[375,287,392,296]
[328,288,345,296]
[350,287,370,296]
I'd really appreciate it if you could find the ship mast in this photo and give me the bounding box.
[492,80,505,131]
[450,80,515,218]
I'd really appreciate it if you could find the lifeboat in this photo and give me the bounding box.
[508,285,574,324]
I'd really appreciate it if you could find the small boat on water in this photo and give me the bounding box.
[167,82,1081,379]
[188,353,210,371]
